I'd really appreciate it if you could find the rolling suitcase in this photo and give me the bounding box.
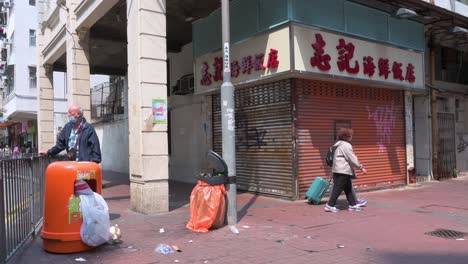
[305,177,331,205]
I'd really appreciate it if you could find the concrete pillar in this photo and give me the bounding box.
[66,0,91,120]
[127,0,169,213]
[405,91,414,184]
[37,3,55,152]
[37,63,55,151]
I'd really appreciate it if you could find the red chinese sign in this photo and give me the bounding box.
[363,56,375,77]
[308,33,416,84]
[199,49,280,86]
[310,34,331,71]
[336,38,359,74]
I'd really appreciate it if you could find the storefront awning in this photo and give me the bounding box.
[0,122,18,128]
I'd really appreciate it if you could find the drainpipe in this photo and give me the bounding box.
[430,48,438,180]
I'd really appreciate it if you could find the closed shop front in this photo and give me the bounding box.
[195,2,425,199]
[212,80,295,198]
[295,79,407,196]
[212,78,408,199]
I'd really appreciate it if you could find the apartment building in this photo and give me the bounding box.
[0,0,39,147]
[0,0,68,148]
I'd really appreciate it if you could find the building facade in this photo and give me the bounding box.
[0,0,69,150]
[0,0,39,147]
[37,0,468,212]
[37,0,168,213]
[178,0,468,198]
[414,0,468,181]
[192,0,424,198]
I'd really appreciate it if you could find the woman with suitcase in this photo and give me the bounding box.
[325,128,367,213]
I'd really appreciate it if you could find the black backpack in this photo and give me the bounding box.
[325,142,340,167]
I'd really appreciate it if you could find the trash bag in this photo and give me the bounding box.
[186,180,226,233]
[79,192,111,246]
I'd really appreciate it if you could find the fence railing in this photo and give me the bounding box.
[0,156,64,263]
[0,153,40,160]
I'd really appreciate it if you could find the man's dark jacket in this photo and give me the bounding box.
[47,118,102,163]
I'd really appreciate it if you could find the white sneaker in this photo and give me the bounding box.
[324,204,339,213]
[348,205,362,211]
[356,199,367,207]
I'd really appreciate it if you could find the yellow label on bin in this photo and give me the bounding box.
[68,196,82,224]
[76,170,96,180]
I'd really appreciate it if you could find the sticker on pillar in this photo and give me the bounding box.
[77,170,96,180]
[152,99,167,124]
[69,196,82,224]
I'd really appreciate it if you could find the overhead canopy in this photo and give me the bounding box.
[349,0,468,51]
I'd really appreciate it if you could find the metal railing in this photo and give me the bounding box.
[0,153,40,160]
[0,156,63,263]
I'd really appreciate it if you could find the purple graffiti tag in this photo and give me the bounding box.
[367,104,397,153]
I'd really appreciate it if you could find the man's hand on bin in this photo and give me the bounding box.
[39,151,48,156]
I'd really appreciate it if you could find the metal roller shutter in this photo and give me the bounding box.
[295,79,406,196]
[212,80,294,198]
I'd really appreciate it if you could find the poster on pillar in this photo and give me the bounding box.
[194,26,291,94]
[152,99,167,124]
[293,25,424,90]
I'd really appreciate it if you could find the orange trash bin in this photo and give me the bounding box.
[41,161,102,253]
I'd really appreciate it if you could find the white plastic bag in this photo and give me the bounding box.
[79,193,111,246]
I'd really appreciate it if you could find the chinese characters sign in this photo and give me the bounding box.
[294,25,424,89]
[195,26,291,94]
[195,25,423,94]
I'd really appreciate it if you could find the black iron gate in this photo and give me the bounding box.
[437,113,456,180]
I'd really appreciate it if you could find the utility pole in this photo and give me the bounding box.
[221,0,238,234]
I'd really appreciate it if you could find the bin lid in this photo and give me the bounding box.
[206,150,228,175]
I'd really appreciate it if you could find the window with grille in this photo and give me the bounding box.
[91,77,125,121]
[6,66,14,96]
[29,30,36,47]
[436,46,468,85]
[456,0,468,5]
[29,67,36,89]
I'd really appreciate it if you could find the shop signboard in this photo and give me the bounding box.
[194,24,424,94]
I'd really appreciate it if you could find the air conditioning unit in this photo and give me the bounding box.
[172,74,194,95]
[3,0,11,8]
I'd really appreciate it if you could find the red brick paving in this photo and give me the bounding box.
[8,172,468,264]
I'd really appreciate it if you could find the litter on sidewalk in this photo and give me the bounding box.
[155,244,175,255]
[172,245,182,252]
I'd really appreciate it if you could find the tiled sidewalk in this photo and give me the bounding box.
[9,172,468,264]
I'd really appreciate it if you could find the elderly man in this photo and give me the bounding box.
[46,104,101,163]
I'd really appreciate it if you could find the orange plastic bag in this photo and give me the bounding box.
[186,180,226,233]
